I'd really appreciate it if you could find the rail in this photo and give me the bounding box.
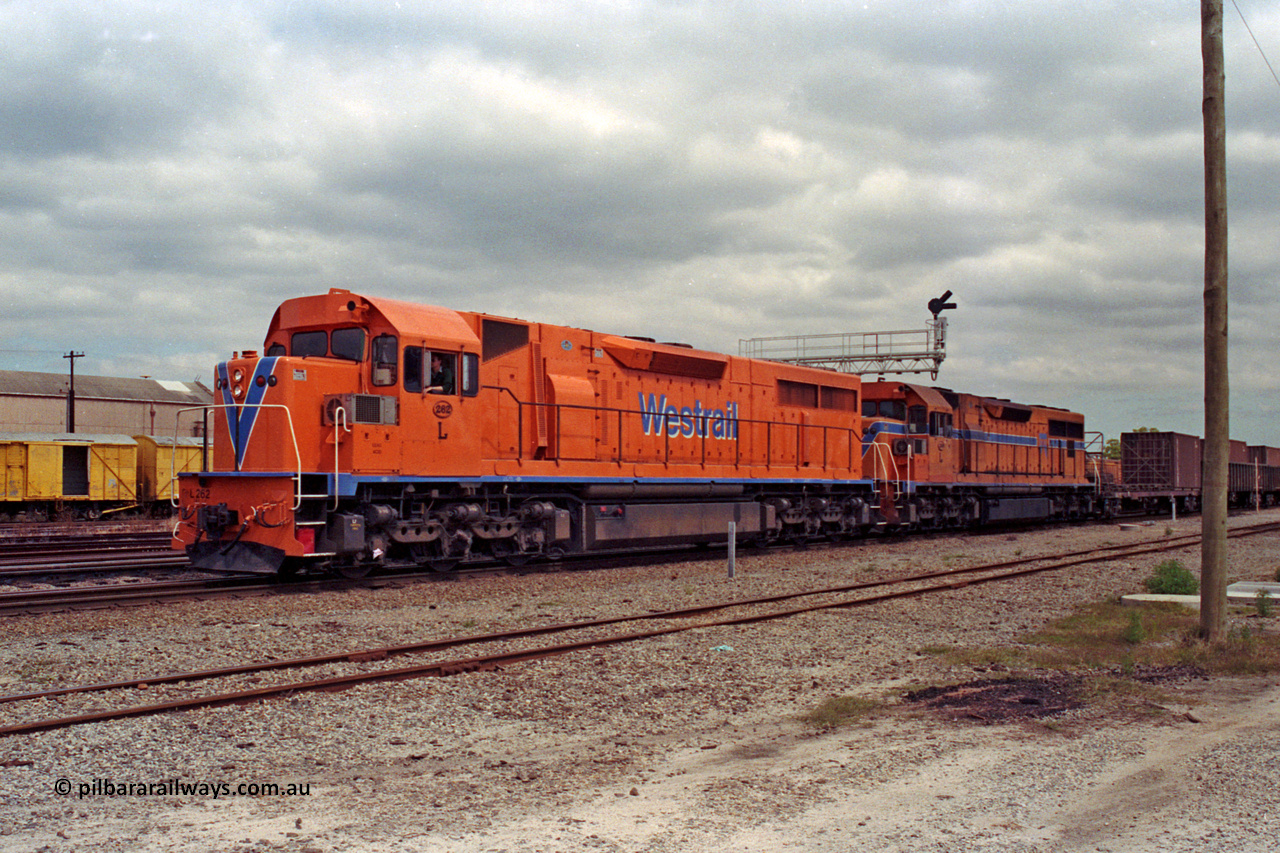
[16,519,1278,736]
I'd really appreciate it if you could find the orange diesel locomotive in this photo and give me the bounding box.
[860,382,1102,529]
[176,289,880,574]
[174,289,1105,575]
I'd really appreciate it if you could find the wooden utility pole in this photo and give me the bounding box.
[1201,0,1228,641]
[63,350,84,434]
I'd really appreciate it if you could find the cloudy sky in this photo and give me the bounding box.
[1,1,1278,444]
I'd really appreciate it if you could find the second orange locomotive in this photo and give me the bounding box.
[175,289,1106,574]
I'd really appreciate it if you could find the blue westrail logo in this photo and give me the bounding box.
[637,393,739,440]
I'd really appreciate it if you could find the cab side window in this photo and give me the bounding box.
[404,347,424,393]
[371,335,397,386]
[460,352,479,397]
[879,401,906,420]
[427,351,456,395]
[907,405,927,434]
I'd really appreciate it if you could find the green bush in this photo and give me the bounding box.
[1143,560,1199,595]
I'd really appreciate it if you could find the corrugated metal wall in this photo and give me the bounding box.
[0,395,207,436]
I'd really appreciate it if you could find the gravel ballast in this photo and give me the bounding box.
[2,511,1280,852]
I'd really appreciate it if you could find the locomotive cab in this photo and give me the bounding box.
[861,382,957,483]
[861,382,961,528]
[176,289,485,575]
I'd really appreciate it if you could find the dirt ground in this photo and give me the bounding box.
[3,514,1280,852]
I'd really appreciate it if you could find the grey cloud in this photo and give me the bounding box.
[2,1,1280,444]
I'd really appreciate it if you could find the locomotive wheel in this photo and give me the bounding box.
[492,540,535,567]
[336,560,372,579]
[410,543,460,572]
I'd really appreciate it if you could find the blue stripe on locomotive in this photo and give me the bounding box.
[217,357,279,469]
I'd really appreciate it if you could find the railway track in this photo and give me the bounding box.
[4,519,1275,738]
[0,531,185,577]
[0,537,715,615]
[0,520,175,544]
[0,571,445,617]
[0,576,274,615]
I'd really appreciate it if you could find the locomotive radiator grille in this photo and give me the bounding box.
[325,394,398,426]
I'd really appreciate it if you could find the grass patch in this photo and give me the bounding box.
[1143,559,1198,595]
[1213,623,1280,675]
[801,695,882,730]
[999,600,1280,679]
[1122,611,1147,644]
[1020,600,1199,670]
[941,646,1027,671]
[926,596,1274,686]
[896,600,1280,728]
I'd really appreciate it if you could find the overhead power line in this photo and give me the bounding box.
[1233,0,1280,91]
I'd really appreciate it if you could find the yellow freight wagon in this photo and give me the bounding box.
[135,435,211,502]
[0,433,138,519]
[1,439,27,502]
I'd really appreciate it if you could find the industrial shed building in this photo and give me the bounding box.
[0,370,213,437]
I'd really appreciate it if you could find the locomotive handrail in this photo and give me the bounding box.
[482,385,863,474]
[864,438,903,490]
[482,385,525,461]
[330,405,350,511]
[1083,431,1106,494]
[171,404,304,510]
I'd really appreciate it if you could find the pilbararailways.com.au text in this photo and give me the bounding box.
[55,778,311,799]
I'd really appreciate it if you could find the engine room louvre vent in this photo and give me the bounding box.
[482,318,530,362]
[325,394,398,426]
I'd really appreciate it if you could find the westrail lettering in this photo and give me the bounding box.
[637,393,739,440]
